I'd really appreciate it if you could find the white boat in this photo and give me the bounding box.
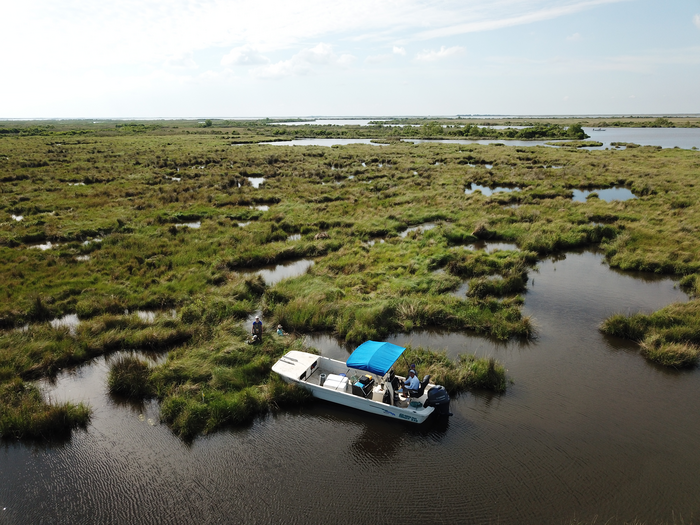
[272,341,451,424]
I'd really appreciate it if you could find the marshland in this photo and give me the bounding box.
[1,119,700,523]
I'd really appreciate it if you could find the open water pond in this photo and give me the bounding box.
[399,222,436,237]
[257,128,700,150]
[3,251,699,524]
[276,119,386,126]
[259,138,385,147]
[461,240,520,252]
[247,177,265,188]
[49,313,80,335]
[237,258,314,285]
[584,127,700,149]
[465,183,521,196]
[572,187,637,202]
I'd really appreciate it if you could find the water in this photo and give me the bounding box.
[572,187,637,203]
[30,241,56,251]
[461,240,520,252]
[175,221,201,229]
[259,138,385,147]
[2,250,699,524]
[82,238,102,246]
[49,313,80,335]
[10,215,23,221]
[465,183,521,196]
[399,223,436,237]
[276,119,386,126]
[247,177,265,188]
[584,127,700,149]
[237,259,314,285]
[257,128,700,150]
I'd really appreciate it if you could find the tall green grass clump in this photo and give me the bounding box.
[601,301,700,368]
[108,355,153,397]
[640,334,699,368]
[403,346,507,393]
[0,378,90,439]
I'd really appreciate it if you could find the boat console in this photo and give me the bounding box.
[352,374,375,397]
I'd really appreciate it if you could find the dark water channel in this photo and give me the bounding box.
[2,250,698,524]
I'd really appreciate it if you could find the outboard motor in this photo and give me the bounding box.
[424,385,452,416]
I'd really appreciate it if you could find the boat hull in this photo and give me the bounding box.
[272,351,435,424]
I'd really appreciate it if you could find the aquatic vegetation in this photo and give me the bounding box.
[402,346,507,393]
[0,378,90,439]
[601,301,700,367]
[2,119,700,438]
[546,140,603,148]
[639,336,699,368]
[149,327,312,440]
[108,355,153,397]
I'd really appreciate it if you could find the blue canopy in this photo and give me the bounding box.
[346,341,406,376]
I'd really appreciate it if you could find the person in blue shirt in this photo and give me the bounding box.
[251,316,263,342]
[402,369,420,396]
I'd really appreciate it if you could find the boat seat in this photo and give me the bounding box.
[407,374,431,398]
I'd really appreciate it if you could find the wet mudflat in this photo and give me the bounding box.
[2,249,698,524]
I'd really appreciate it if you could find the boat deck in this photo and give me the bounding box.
[304,361,423,408]
[272,351,435,415]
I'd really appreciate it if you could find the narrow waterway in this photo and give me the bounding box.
[1,250,698,524]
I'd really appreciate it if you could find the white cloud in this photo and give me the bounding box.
[252,43,355,79]
[221,45,269,66]
[567,32,582,41]
[412,0,629,41]
[0,0,631,74]
[366,54,393,64]
[694,14,700,29]
[415,45,465,62]
[164,52,198,69]
[393,46,406,55]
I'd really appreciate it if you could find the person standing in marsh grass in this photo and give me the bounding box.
[251,316,263,343]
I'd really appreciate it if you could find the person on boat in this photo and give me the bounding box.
[402,369,420,397]
[251,316,263,342]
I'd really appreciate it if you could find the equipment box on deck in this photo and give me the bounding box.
[352,376,374,397]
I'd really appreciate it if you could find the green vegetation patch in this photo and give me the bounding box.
[600,300,700,368]
[403,346,507,393]
[0,378,90,439]
[2,121,699,439]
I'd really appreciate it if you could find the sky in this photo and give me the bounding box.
[2,0,699,118]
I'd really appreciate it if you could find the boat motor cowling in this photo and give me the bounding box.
[424,385,452,416]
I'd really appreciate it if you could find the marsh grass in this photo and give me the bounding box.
[108,355,153,397]
[0,378,90,439]
[601,301,700,368]
[402,346,507,393]
[2,121,700,438]
[150,330,312,440]
[640,336,699,368]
